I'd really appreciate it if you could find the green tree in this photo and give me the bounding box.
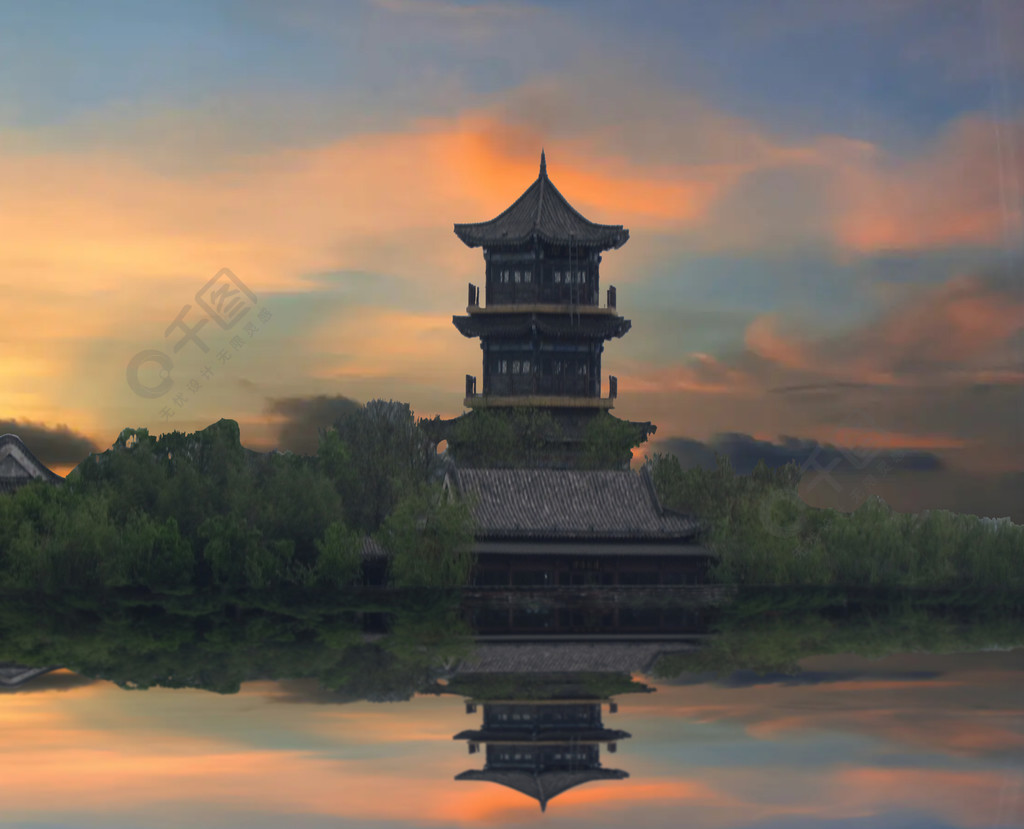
[312,521,363,587]
[580,413,645,469]
[378,485,475,587]
[448,407,564,467]
[318,400,439,533]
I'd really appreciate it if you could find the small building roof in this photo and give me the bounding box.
[0,664,60,688]
[455,768,628,812]
[0,434,64,494]
[446,466,703,540]
[453,151,629,252]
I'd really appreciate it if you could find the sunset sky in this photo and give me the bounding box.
[1,0,1022,519]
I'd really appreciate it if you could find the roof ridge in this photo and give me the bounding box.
[535,149,546,229]
[640,465,665,516]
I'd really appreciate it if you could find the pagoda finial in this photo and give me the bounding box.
[539,148,547,177]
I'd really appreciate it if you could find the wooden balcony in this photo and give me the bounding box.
[466,283,618,314]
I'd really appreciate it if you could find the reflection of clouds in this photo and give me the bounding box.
[664,669,946,688]
[637,653,1024,768]
[1,655,1023,828]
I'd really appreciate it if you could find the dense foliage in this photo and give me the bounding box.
[646,452,1024,589]
[445,408,565,467]
[443,407,645,468]
[2,585,1022,697]
[0,403,474,592]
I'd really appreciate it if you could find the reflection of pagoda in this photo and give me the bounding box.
[454,696,629,812]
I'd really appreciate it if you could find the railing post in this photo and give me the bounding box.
[607,285,616,309]
[609,375,617,399]
[465,374,476,397]
[468,282,478,307]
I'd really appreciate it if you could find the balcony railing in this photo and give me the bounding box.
[467,282,618,312]
[462,374,617,409]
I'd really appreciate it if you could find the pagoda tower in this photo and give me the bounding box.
[431,151,653,468]
[454,150,629,408]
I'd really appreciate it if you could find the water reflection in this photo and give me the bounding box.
[1,589,1023,826]
[454,689,630,811]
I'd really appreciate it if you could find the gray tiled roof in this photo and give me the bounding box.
[448,466,702,540]
[360,536,389,559]
[455,642,698,674]
[453,152,629,251]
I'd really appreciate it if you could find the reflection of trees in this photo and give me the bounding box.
[4,586,1023,699]
[0,590,471,698]
[652,587,1024,677]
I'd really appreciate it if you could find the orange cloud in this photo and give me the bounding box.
[836,116,1024,253]
[744,314,813,371]
[619,353,757,395]
[832,767,1021,827]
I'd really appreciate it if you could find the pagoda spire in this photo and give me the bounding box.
[539,148,546,177]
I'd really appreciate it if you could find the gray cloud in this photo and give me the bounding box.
[0,420,98,468]
[654,432,944,475]
[265,394,362,455]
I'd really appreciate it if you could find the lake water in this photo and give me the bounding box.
[1,590,1023,827]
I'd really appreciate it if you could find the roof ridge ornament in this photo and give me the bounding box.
[452,150,629,251]
[535,148,547,228]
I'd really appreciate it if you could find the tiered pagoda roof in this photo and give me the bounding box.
[455,769,628,812]
[453,151,629,251]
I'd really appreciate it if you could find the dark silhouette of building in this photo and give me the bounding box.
[425,151,654,469]
[454,149,629,404]
[454,691,630,812]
